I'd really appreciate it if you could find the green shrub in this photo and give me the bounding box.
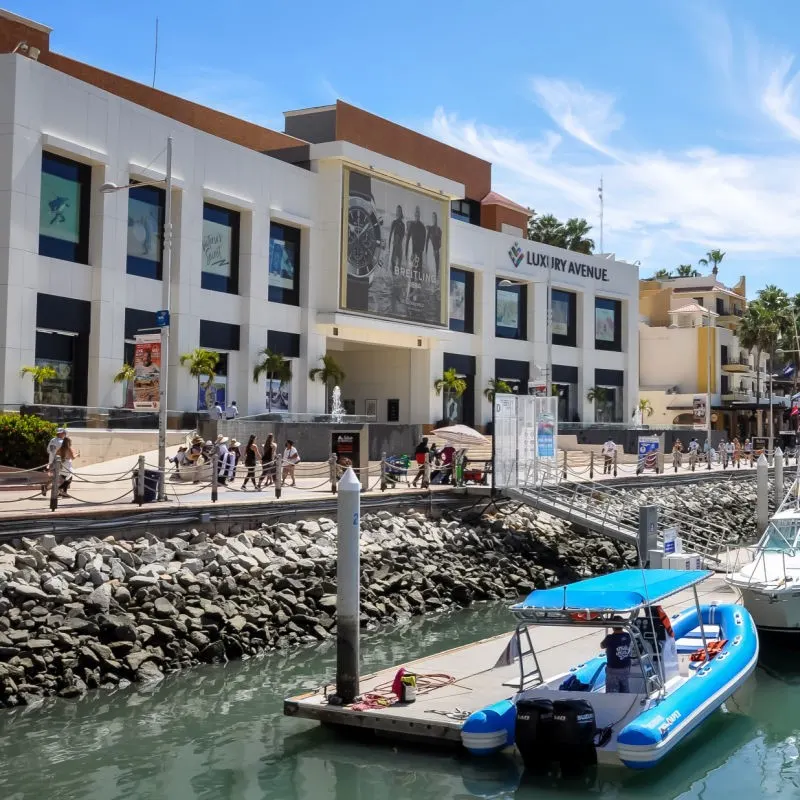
[0,413,57,469]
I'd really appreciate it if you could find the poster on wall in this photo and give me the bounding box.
[536,412,555,458]
[39,172,81,244]
[341,167,449,326]
[449,277,466,322]
[496,289,520,329]
[133,334,161,410]
[552,294,570,336]
[693,396,706,426]
[198,378,226,412]
[269,236,296,291]
[638,435,660,472]
[266,379,290,412]
[202,218,233,277]
[595,306,616,342]
[127,197,162,262]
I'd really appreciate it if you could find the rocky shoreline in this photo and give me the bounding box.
[0,478,763,708]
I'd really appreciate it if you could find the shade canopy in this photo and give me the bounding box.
[512,569,712,614]
[430,424,488,446]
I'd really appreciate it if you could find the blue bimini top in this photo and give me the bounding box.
[511,569,712,615]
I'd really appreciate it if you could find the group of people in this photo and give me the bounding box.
[170,434,301,490]
[410,437,457,487]
[671,436,761,469]
[41,427,78,498]
[208,401,239,421]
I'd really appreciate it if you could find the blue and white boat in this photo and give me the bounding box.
[462,569,758,771]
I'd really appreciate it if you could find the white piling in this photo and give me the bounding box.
[336,467,361,704]
[774,447,784,506]
[757,453,769,534]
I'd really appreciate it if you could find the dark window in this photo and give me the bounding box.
[267,330,300,358]
[387,398,400,422]
[126,184,165,280]
[201,203,240,294]
[199,320,240,351]
[494,358,529,396]
[551,289,577,347]
[594,297,622,352]
[39,152,91,264]
[449,268,475,333]
[496,280,527,340]
[694,297,704,307]
[124,308,158,340]
[721,375,730,394]
[450,199,480,225]
[442,353,476,426]
[268,222,301,305]
[553,364,580,422]
[593,368,624,423]
[716,297,725,315]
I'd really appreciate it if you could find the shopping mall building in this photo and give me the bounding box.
[0,10,639,427]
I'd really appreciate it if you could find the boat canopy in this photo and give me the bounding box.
[512,569,712,614]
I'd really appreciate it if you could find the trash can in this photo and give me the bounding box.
[132,469,161,503]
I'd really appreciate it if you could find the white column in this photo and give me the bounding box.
[580,293,595,422]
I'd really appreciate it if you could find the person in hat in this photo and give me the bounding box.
[214,435,230,485]
[41,427,67,495]
[224,439,241,485]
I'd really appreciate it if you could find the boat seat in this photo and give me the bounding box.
[676,624,721,654]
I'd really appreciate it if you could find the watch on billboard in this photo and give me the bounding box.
[340,167,449,326]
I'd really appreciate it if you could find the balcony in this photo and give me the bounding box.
[717,306,744,322]
[721,391,754,403]
[721,356,752,373]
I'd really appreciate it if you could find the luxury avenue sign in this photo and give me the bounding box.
[508,241,610,283]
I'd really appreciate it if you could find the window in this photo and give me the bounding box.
[450,199,480,225]
[443,353,476,426]
[594,297,622,352]
[126,185,165,280]
[495,280,527,340]
[449,268,474,333]
[551,290,577,347]
[694,297,704,307]
[553,365,579,422]
[269,222,301,305]
[201,203,240,294]
[39,152,91,264]
[594,368,624,422]
[387,398,400,422]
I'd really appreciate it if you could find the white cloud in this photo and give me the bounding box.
[762,56,800,141]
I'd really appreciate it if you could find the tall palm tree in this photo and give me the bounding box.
[484,378,512,403]
[562,218,595,254]
[19,365,57,403]
[739,304,766,404]
[638,398,654,421]
[651,269,672,280]
[434,368,467,422]
[528,214,566,247]
[179,348,220,411]
[308,354,346,413]
[675,264,700,277]
[252,348,292,412]
[698,249,726,277]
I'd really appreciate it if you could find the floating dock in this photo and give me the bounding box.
[284,574,739,746]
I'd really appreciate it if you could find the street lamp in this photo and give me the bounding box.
[100,136,173,500]
[706,306,712,469]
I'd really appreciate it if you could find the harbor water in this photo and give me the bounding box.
[1,601,799,800]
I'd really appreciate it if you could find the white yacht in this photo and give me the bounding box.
[727,480,800,632]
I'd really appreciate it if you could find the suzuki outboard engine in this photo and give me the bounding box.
[514,697,554,773]
[552,699,597,775]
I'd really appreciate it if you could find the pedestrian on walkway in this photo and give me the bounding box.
[56,436,77,497]
[210,401,223,420]
[41,427,66,495]
[718,439,728,469]
[733,437,742,468]
[411,437,430,487]
[214,435,230,484]
[226,401,239,420]
[743,438,753,466]
[688,437,699,469]
[282,440,300,486]
[703,438,711,464]
[672,439,684,472]
[601,438,616,475]
[241,434,261,490]
[258,433,277,489]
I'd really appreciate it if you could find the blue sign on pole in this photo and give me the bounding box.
[155,310,170,328]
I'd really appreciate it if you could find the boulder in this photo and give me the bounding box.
[49,545,76,568]
[86,584,112,613]
[154,597,177,618]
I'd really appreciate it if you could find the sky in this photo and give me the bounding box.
[10,0,800,296]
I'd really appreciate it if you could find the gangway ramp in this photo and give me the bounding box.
[505,475,730,563]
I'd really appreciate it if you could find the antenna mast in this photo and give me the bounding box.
[598,176,604,254]
[152,17,159,88]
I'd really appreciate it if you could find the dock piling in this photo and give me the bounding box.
[756,453,769,534]
[774,447,784,507]
[638,505,658,567]
[336,467,361,705]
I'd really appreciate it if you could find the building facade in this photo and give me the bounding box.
[0,11,639,425]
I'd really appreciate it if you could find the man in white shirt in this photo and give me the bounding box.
[282,440,300,486]
[688,437,699,468]
[601,438,616,475]
[208,402,223,421]
[226,401,239,420]
[41,428,66,495]
[215,435,230,484]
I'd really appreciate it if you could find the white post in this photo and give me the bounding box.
[757,453,769,534]
[157,135,173,501]
[706,307,712,469]
[336,467,361,704]
[546,265,552,398]
[768,362,774,458]
[137,454,146,506]
[775,446,784,506]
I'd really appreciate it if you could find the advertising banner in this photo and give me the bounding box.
[127,197,162,262]
[341,167,449,326]
[197,378,226,412]
[269,235,296,291]
[495,288,520,329]
[40,171,81,244]
[201,218,233,277]
[552,293,570,336]
[266,379,290,412]
[595,306,615,342]
[693,396,706,426]
[133,334,161,410]
[638,435,660,472]
[449,276,466,322]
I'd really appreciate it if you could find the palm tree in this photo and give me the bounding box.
[434,368,467,422]
[308,354,346,413]
[19,365,57,403]
[739,304,766,404]
[676,264,700,277]
[528,213,566,247]
[637,398,654,424]
[179,348,220,411]
[562,218,595,254]
[586,386,609,421]
[113,363,135,384]
[484,378,512,403]
[252,348,292,412]
[651,269,672,280]
[698,249,726,277]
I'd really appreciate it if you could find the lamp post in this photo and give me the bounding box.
[101,136,173,500]
[707,306,712,469]
[776,345,800,450]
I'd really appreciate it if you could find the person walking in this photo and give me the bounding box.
[282,440,300,486]
[258,433,277,489]
[601,437,616,475]
[411,437,430,487]
[726,438,735,468]
[703,438,711,465]
[733,437,742,468]
[718,439,728,469]
[41,427,66,495]
[56,436,77,497]
[226,401,239,420]
[688,437,699,469]
[672,439,684,472]
[241,434,261,490]
[210,401,223,421]
[743,438,753,466]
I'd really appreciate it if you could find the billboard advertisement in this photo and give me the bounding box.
[693,396,706,426]
[340,167,449,326]
[133,334,161,410]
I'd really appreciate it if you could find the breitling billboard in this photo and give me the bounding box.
[340,167,449,326]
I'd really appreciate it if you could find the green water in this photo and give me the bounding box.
[0,602,799,800]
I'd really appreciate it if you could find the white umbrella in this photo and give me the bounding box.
[430,424,489,447]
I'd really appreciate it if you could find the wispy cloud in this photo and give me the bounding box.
[762,56,800,141]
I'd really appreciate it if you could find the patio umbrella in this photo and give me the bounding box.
[430,424,489,447]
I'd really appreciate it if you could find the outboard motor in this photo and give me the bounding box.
[552,699,597,775]
[514,697,554,773]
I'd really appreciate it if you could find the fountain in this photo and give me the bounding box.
[330,385,345,424]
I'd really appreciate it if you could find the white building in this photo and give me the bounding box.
[0,10,639,426]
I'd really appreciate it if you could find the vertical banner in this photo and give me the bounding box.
[693,396,706,427]
[494,395,517,489]
[638,435,660,472]
[133,334,161,410]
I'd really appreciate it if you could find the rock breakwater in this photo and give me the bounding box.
[0,505,634,707]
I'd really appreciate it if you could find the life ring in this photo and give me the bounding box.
[655,606,674,639]
[570,611,600,622]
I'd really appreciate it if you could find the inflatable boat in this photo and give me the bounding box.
[461,569,758,771]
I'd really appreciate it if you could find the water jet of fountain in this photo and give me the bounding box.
[330,385,345,423]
